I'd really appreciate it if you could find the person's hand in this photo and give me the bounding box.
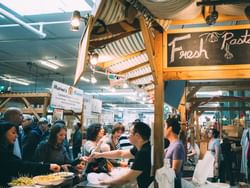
[50,164,61,172]
[99,180,110,185]
[90,152,101,159]
[61,164,71,172]
[214,162,219,169]
[80,156,90,162]
[120,161,128,167]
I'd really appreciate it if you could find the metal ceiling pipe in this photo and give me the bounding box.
[0,7,46,38]
[197,0,250,6]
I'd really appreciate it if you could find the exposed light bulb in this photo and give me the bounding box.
[71,18,80,27]
[39,60,59,69]
[81,76,90,82]
[123,83,128,88]
[91,75,97,84]
[90,52,99,65]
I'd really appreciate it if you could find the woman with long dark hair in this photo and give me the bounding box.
[34,123,85,172]
[0,120,60,186]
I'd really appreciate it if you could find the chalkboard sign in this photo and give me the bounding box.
[167,28,250,67]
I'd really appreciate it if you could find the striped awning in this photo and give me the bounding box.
[96,32,145,62]
[108,53,148,73]
[138,0,195,19]
[98,0,126,25]
[125,65,151,79]
[131,75,154,85]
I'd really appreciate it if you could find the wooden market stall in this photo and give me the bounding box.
[71,0,250,185]
[0,92,50,119]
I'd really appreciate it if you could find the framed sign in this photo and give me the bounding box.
[166,26,250,68]
[50,81,84,113]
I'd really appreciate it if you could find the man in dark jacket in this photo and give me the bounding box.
[72,122,82,159]
[22,117,49,161]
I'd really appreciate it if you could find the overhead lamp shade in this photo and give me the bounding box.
[206,6,218,25]
[90,52,99,65]
[91,75,97,84]
[71,10,81,30]
[245,6,250,20]
[71,25,79,31]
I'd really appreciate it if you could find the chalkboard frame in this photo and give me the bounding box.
[164,24,250,71]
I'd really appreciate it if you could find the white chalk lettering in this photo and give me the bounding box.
[221,30,250,50]
[179,38,208,60]
[168,34,191,63]
[169,34,209,62]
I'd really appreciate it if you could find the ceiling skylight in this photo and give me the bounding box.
[1,0,92,15]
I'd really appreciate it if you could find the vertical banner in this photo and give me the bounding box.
[73,16,94,85]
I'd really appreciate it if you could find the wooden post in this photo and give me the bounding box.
[21,97,40,119]
[194,111,200,143]
[153,31,164,178]
[42,97,49,117]
[0,97,11,110]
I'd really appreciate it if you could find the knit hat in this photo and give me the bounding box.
[38,117,48,124]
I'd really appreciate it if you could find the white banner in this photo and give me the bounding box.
[50,81,83,113]
[83,94,92,117]
[91,98,102,113]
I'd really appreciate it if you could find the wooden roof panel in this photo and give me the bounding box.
[96,32,145,63]
[108,52,148,73]
[125,64,151,79]
[131,75,153,85]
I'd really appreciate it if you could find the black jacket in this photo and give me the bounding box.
[72,129,82,158]
[22,127,43,161]
[0,145,50,186]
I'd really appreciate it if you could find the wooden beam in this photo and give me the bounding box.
[21,97,40,119]
[171,13,248,26]
[189,96,250,103]
[42,97,49,117]
[128,72,152,82]
[164,69,250,80]
[153,32,164,179]
[187,86,202,101]
[188,81,250,91]
[188,81,250,87]
[189,101,204,112]
[139,16,158,84]
[200,86,250,91]
[117,62,149,74]
[119,21,138,32]
[98,50,146,68]
[0,97,11,109]
[90,20,139,41]
[0,108,44,114]
[0,92,50,98]
[196,106,250,111]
